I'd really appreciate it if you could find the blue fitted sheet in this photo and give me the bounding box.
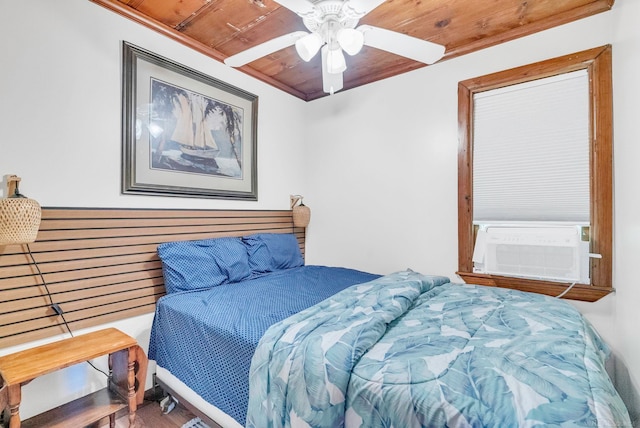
[148,265,380,424]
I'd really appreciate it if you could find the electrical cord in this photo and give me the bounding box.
[25,243,110,379]
[555,281,577,299]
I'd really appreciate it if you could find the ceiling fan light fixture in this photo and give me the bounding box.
[295,32,323,62]
[336,28,364,56]
[325,46,347,74]
[321,45,344,94]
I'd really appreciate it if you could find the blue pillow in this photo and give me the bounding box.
[243,233,304,274]
[158,237,251,294]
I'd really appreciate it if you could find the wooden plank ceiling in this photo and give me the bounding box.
[91,0,613,101]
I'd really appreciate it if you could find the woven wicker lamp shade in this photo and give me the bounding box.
[0,176,42,245]
[293,204,311,227]
[290,195,311,228]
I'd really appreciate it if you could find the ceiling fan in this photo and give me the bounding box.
[224,0,446,95]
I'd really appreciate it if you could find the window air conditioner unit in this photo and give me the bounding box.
[473,226,590,284]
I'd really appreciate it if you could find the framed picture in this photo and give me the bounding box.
[121,42,258,200]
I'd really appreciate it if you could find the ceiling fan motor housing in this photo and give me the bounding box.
[301,0,362,34]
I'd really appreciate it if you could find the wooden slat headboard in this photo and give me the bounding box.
[0,207,304,348]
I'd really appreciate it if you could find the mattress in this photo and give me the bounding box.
[148,265,380,425]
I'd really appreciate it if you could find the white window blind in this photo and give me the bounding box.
[472,70,590,222]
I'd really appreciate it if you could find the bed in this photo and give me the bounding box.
[148,233,631,428]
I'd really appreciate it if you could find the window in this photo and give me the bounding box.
[457,45,613,302]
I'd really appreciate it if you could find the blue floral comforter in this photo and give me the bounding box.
[246,271,631,428]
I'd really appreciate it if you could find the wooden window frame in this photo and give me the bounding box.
[457,45,613,302]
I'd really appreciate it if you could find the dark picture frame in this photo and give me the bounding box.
[121,42,258,200]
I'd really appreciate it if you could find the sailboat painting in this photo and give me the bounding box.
[147,78,244,178]
[122,42,257,200]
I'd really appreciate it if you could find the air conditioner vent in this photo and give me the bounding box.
[473,226,589,283]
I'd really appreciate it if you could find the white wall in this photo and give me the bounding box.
[0,1,309,209]
[304,0,640,422]
[0,0,308,419]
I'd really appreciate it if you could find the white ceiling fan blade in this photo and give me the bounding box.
[346,0,387,15]
[273,0,316,16]
[224,31,308,67]
[358,25,445,64]
[322,47,343,95]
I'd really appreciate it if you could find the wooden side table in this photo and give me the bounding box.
[0,328,147,428]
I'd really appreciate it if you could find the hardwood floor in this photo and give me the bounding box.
[97,397,201,428]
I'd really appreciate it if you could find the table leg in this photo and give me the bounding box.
[127,348,137,427]
[7,384,21,428]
